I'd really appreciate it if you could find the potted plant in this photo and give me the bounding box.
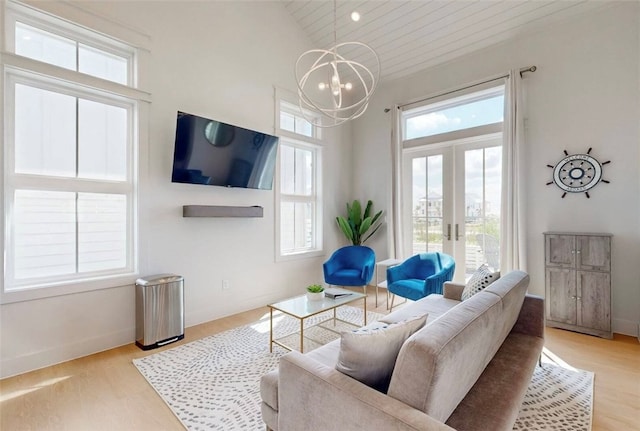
[306,284,325,301]
[336,199,383,245]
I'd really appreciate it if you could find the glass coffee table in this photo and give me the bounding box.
[268,288,367,353]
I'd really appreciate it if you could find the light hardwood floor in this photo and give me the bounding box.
[1,292,639,431]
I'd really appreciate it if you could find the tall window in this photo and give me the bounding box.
[276,99,323,258]
[3,2,145,296]
[400,83,504,282]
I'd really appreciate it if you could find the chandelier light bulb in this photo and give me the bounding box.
[318,82,326,90]
[351,11,361,22]
[345,82,353,91]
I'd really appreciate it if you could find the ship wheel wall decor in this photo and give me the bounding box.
[546,148,611,198]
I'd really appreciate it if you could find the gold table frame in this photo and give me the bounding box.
[268,288,367,353]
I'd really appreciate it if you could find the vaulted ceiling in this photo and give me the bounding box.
[284,1,610,83]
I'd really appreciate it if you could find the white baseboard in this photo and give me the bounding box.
[0,328,135,379]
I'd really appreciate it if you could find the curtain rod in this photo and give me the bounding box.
[385,65,536,112]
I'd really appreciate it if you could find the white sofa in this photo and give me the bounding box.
[260,270,544,431]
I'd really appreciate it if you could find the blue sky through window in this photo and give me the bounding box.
[405,95,504,140]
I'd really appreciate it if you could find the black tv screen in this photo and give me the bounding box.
[171,111,279,190]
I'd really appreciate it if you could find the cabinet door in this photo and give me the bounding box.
[546,267,577,325]
[577,236,611,272]
[577,271,611,332]
[545,234,575,268]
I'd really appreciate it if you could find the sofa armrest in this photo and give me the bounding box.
[278,351,455,431]
[443,282,464,300]
[510,294,544,338]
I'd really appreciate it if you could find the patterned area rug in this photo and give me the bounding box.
[133,306,381,431]
[134,310,594,431]
[514,350,594,431]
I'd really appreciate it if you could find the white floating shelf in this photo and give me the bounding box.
[182,205,263,218]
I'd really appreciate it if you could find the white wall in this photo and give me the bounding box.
[352,2,640,336]
[0,1,353,378]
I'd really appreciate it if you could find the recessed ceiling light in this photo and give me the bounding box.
[351,11,361,22]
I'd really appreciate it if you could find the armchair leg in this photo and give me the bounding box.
[388,294,407,311]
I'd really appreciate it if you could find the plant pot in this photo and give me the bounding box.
[306,291,324,301]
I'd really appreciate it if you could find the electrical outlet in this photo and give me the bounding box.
[222,279,230,290]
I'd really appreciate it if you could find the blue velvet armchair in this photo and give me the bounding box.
[323,246,376,295]
[387,252,455,308]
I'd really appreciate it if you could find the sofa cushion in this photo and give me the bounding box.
[461,264,500,301]
[380,294,459,325]
[336,314,427,392]
[387,271,529,423]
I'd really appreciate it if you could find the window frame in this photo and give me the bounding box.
[275,92,324,261]
[4,1,136,87]
[402,84,505,146]
[1,1,149,304]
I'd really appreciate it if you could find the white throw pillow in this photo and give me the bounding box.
[462,264,500,301]
[335,314,427,392]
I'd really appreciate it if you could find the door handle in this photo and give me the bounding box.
[455,224,460,241]
[446,224,451,241]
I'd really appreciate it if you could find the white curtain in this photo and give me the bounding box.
[500,70,527,272]
[389,105,403,259]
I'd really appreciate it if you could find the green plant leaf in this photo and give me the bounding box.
[336,216,354,242]
[362,222,383,244]
[359,217,373,236]
[370,210,383,225]
[336,199,383,246]
[350,200,362,227]
[363,200,373,219]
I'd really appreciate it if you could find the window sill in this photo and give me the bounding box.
[277,249,325,262]
[1,273,139,304]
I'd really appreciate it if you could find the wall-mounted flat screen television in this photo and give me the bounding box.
[171,111,279,190]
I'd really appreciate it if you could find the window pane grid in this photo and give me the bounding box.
[12,190,128,280]
[15,21,129,85]
[279,138,320,256]
[14,82,129,181]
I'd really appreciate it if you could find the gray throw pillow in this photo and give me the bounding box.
[335,314,427,392]
[461,263,500,301]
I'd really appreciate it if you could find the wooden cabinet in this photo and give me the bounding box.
[544,232,612,338]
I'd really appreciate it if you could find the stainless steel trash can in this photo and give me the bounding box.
[135,274,184,350]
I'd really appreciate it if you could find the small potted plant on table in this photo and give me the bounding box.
[306,284,325,301]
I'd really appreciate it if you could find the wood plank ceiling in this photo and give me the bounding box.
[283,0,610,83]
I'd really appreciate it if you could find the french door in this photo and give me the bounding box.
[402,136,502,283]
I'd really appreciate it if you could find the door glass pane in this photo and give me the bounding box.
[13,190,76,279]
[78,99,128,180]
[15,84,76,177]
[15,22,76,70]
[465,146,502,278]
[412,155,443,255]
[79,44,128,85]
[78,193,127,272]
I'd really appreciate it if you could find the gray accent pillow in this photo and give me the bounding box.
[335,314,428,392]
[462,264,500,301]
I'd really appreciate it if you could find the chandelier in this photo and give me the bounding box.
[295,0,380,127]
